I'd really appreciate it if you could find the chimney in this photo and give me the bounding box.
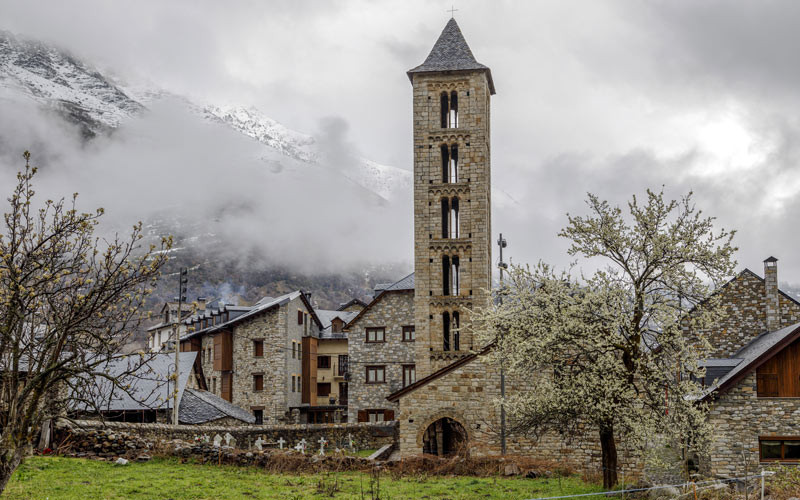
[764,257,779,332]
[196,297,207,312]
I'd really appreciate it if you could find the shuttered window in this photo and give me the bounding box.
[253,374,264,392]
[253,340,264,357]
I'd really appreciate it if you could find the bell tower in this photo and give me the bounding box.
[408,18,495,377]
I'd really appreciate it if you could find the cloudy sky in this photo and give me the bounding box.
[2,0,800,284]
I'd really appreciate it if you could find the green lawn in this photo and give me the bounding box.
[4,456,603,500]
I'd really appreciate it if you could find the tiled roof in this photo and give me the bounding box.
[179,388,255,424]
[407,18,495,94]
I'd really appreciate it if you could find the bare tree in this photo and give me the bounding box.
[477,189,737,488]
[0,152,169,492]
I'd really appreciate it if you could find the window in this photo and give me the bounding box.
[440,91,458,128]
[366,366,386,384]
[440,144,458,183]
[369,410,385,423]
[253,340,264,358]
[338,354,349,376]
[403,365,416,387]
[442,255,450,296]
[318,382,331,397]
[317,355,331,369]
[253,408,263,425]
[253,374,264,392]
[443,312,451,351]
[452,311,460,351]
[292,342,296,359]
[760,438,800,461]
[292,375,296,392]
[402,326,415,342]
[366,327,386,343]
[451,256,460,295]
[332,318,343,333]
[212,377,217,394]
[298,310,304,325]
[450,198,459,238]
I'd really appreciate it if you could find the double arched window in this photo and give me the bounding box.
[440,197,459,239]
[442,255,460,296]
[440,144,458,183]
[440,91,458,128]
[442,311,460,351]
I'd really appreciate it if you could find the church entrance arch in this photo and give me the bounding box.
[422,417,467,456]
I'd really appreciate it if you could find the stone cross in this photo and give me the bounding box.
[202,434,210,443]
[254,437,264,451]
[212,434,222,448]
[294,439,307,454]
[277,437,286,450]
[224,432,236,447]
[347,433,355,452]
[318,437,328,455]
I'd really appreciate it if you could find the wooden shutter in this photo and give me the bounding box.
[357,410,368,423]
[221,372,232,402]
[384,410,395,421]
[254,340,264,357]
[298,310,304,324]
[757,374,778,397]
[213,334,222,370]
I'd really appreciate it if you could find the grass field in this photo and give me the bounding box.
[4,456,603,499]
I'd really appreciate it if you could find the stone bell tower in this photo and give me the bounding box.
[408,18,495,377]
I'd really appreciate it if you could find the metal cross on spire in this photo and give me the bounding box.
[448,5,458,18]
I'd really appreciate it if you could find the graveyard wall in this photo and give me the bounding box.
[54,419,396,458]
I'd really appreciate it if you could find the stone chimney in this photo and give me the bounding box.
[764,256,780,332]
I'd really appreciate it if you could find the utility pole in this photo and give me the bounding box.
[173,267,188,426]
[497,234,508,455]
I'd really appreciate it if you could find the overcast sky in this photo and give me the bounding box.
[2,0,800,284]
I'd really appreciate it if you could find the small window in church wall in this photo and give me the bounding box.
[440,92,449,128]
[441,198,449,238]
[449,145,458,182]
[441,144,450,182]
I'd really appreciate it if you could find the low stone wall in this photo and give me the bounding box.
[54,419,397,459]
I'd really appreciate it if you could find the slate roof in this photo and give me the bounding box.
[337,298,368,311]
[346,273,415,330]
[179,388,255,424]
[76,351,196,412]
[407,18,495,94]
[181,291,322,341]
[316,309,359,339]
[700,321,800,400]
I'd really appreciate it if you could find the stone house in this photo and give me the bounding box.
[345,273,416,423]
[180,291,322,425]
[691,258,800,477]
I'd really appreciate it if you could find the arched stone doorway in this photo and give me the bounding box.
[422,417,467,456]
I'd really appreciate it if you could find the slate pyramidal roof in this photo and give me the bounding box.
[407,18,495,95]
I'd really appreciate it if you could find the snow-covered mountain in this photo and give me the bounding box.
[0,29,412,201]
[0,30,142,137]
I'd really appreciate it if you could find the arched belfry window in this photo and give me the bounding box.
[440,91,459,129]
[449,91,458,128]
[440,92,449,128]
[452,311,460,351]
[442,255,451,296]
[441,197,459,239]
[442,311,451,351]
[451,256,460,295]
[441,144,458,183]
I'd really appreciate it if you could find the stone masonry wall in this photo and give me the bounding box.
[231,306,287,423]
[347,290,415,422]
[55,419,396,458]
[707,372,800,477]
[395,353,642,479]
[691,270,800,358]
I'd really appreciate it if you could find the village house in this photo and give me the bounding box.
[146,300,201,352]
[344,273,416,423]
